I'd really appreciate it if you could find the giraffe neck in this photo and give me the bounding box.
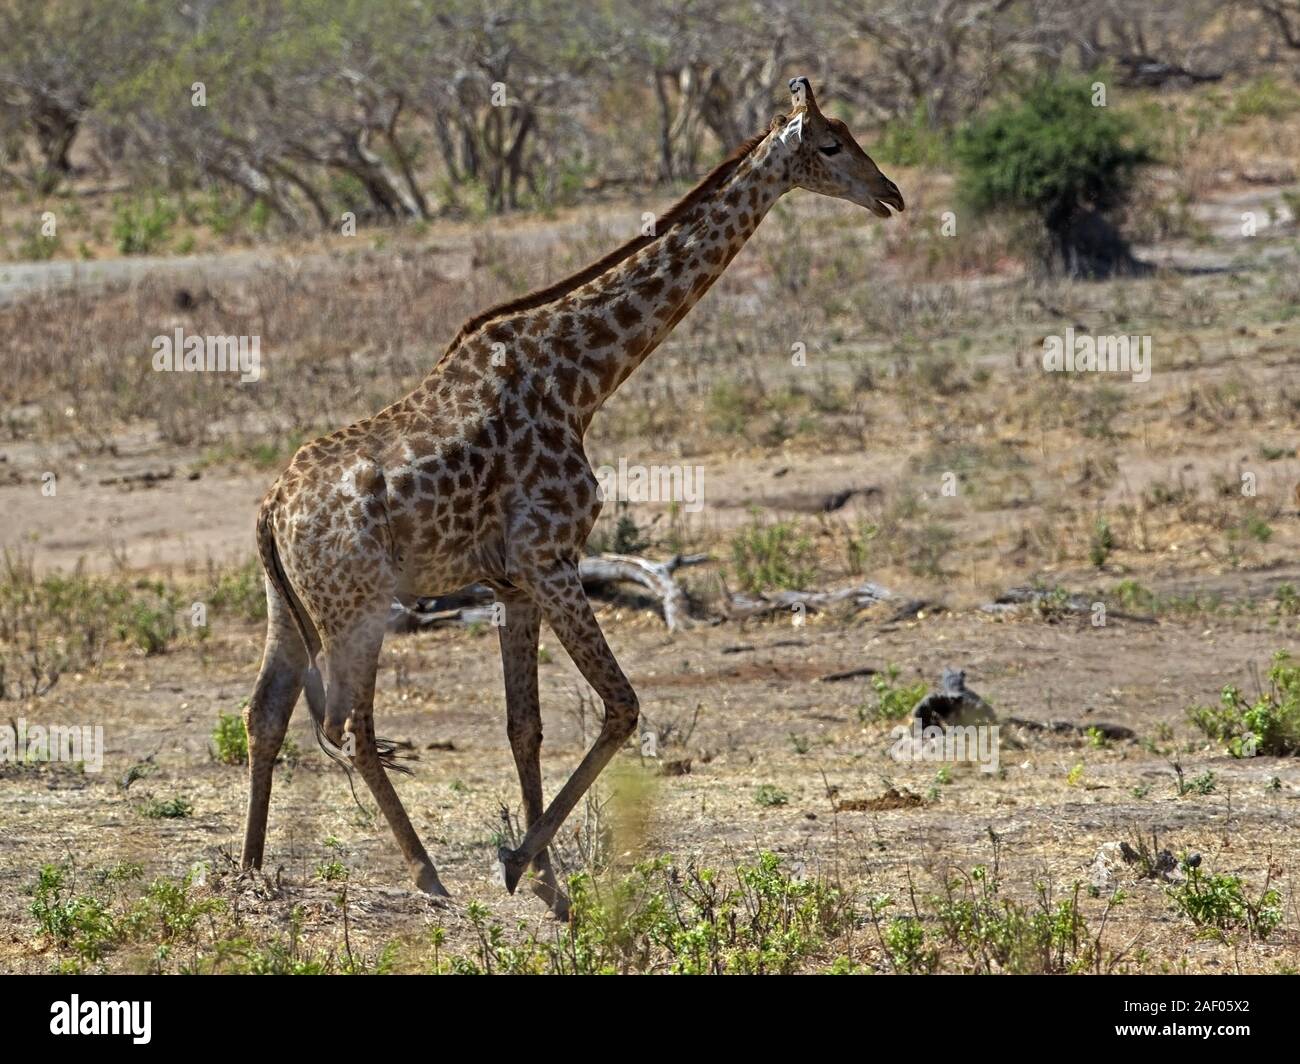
[560,128,794,427]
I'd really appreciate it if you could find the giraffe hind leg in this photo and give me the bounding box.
[241,578,309,870]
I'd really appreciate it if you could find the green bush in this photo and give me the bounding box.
[730,516,816,594]
[955,75,1151,275]
[1167,860,1282,938]
[112,198,177,255]
[862,664,928,721]
[1188,652,1300,757]
[957,75,1150,222]
[211,711,249,766]
[139,796,194,819]
[432,852,852,975]
[754,784,789,807]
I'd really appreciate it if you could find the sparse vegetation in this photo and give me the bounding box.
[956,74,1152,277]
[1189,652,1300,757]
[139,796,194,820]
[211,711,249,766]
[862,665,928,722]
[730,517,816,595]
[1167,859,1282,939]
[2,0,1298,982]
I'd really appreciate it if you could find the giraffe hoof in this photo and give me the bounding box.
[531,880,571,922]
[497,847,527,895]
[415,865,451,898]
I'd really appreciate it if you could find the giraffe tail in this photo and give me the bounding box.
[255,504,350,780]
[256,503,412,797]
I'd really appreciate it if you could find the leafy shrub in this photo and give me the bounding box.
[432,852,853,975]
[754,784,789,807]
[862,664,928,721]
[1188,652,1300,757]
[955,75,1151,276]
[928,865,1091,974]
[730,516,816,594]
[112,198,177,254]
[1167,861,1282,939]
[139,796,194,819]
[211,711,248,766]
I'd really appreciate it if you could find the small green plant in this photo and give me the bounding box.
[211,710,248,766]
[955,74,1151,277]
[730,516,816,595]
[29,863,119,965]
[112,197,177,255]
[862,664,928,722]
[882,914,939,974]
[140,796,194,819]
[898,834,1107,974]
[1089,516,1115,568]
[1167,860,1282,939]
[1113,579,1156,612]
[1188,770,1216,795]
[1086,726,1109,749]
[754,784,789,807]
[1188,652,1300,756]
[1243,516,1273,544]
[431,852,852,975]
[587,501,652,555]
[1066,762,1086,787]
[316,860,348,883]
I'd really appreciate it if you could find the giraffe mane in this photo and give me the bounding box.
[437,130,769,362]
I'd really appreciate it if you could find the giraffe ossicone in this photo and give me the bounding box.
[239,76,903,916]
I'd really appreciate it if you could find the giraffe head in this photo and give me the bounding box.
[776,76,904,219]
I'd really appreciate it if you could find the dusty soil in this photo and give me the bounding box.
[1,174,1297,973]
[0,595,1296,973]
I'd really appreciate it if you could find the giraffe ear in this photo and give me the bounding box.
[789,76,812,111]
[788,75,822,118]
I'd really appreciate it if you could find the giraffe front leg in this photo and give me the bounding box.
[497,592,570,920]
[497,562,639,895]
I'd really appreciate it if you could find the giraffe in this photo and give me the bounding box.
[239,77,903,918]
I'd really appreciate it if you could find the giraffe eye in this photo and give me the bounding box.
[819,143,841,157]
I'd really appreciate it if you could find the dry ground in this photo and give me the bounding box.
[1,102,1298,972]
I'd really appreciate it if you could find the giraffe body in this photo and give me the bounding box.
[241,78,903,915]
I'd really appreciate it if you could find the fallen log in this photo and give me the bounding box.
[723,581,900,621]
[980,585,1157,625]
[387,552,708,632]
